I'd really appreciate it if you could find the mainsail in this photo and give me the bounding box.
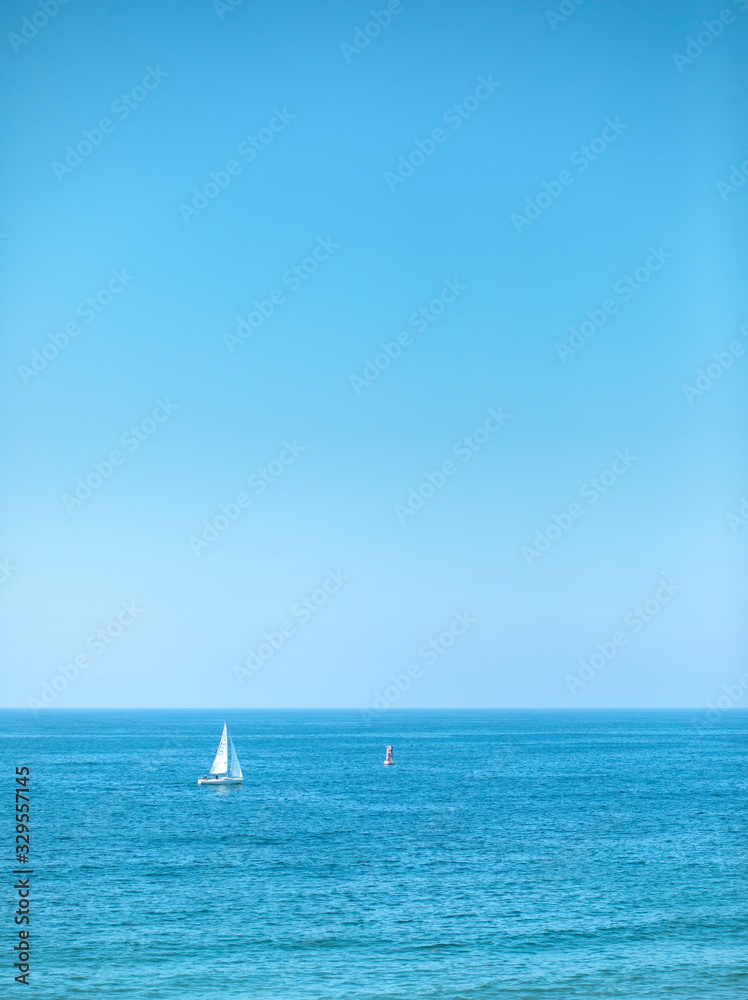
[229,735,243,780]
[209,722,228,775]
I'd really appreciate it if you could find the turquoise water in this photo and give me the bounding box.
[4,709,748,998]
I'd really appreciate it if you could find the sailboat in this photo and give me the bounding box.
[197,721,244,785]
[384,744,394,765]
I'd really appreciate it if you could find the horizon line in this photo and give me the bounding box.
[2,706,741,712]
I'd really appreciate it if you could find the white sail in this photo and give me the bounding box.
[209,722,228,774]
[229,735,243,779]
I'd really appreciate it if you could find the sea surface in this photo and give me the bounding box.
[3,709,748,999]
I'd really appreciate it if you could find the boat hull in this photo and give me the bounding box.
[197,776,243,786]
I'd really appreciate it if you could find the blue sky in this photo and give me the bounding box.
[1,0,746,710]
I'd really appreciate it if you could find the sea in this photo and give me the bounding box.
[3,709,748,999]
